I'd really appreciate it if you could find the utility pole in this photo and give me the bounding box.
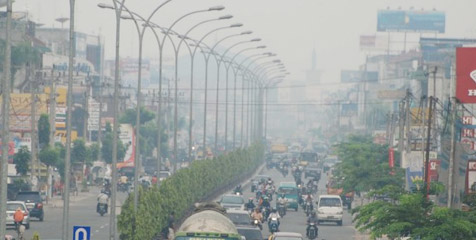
[0,0,13,238]
[62,0,75,239]
[31,77,41,186]
[405,90,411,153]
[398,100,405,165]
[424,96,434,200]
[49,72,57,145]
[448,97,457,208]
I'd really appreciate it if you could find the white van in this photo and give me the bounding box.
[316,195,344,226]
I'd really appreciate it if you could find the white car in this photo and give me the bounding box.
[316,195,343,226]
[159,171,171,181]
[6,201,30,229]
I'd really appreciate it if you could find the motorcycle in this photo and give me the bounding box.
[307,222,318,240]
[252,219,262,230]
[277,203,286,216]
[256,191,262,200]
[266,191,273,201]
[261,207,270,221]
[98,203,107,216]
[268,218,279,233]
[305,202,313,217]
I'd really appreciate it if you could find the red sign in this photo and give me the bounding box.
[429,160,440,182]
[0,141,15,156]
[388,148,395,168]
[456,48,476,103]
[466,160,476,194]
[462,129,475,138]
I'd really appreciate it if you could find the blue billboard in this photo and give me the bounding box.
[377,10,445,33]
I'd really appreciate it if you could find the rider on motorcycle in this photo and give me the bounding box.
[306,211,319,237]
[234,185,243,195]
[260,196,271,209]
[304,194,314,211]
[267,208,281,228]
[277,194,288,214]
[246,198,256,210]
[251,208,263,223]
[97,191,109,214]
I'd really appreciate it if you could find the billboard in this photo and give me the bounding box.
[341,70,378,83]
[377,10,445,33]
[466,160,476,194]
[456,48,476,103]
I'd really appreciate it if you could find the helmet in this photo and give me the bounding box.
[311,211,316,217]
[280,194,285,198]
[272,208,277,213]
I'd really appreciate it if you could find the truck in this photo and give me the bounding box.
[270,144,288,153]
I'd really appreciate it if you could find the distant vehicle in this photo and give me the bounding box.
[219,194,245,211]
[15,191,44,221]
[251,175,270,192]
[175,203,241,240]
[269,232,303,240]
[159,171,171,181]
[226,209,252,226]
[237,226,263,240]
[270,144,288,153]
[299,152,318,166]
[316,195,343,226]
[304,164,321,179]
[277,182,299,211]
[6,201,30,229]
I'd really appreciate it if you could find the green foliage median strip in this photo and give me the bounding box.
[118,144,264,240]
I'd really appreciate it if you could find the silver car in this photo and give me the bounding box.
[219,194,245,211]
[6,201,30,229]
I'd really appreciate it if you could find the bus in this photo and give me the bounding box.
[299,151,318,166]
[175,203,241,240]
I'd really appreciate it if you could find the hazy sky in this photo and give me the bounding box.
[8,0,476,82]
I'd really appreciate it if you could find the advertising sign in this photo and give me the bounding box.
[87,98,100,131]
[406,167,424,191]
[0,93,49,132]
[377,90,406,100]
[456,48,476,103]
[466,160,476,194]
[429,159,440,182]
[377,10,446,33]
[389,148,395,168]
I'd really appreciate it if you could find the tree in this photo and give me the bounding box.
[119,107,155,126]
[13,146,30,176]
[333,135,404,194]
[353,193,476,240]
[101,132,126,164]
[89,143,100,162]
[38,114,50,148]
[39,145,59,168]
[71,139,89,164]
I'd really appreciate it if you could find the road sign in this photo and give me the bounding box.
[73,226,91,240]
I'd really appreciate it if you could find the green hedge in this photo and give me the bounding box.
[118,144,264,240]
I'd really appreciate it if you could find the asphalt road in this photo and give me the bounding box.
[6,187,128,240]
[9,167,360,240]
[240,167,357,240]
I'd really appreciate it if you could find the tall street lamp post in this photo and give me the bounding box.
[214,38,261,152]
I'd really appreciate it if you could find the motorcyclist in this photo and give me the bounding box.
[251,208,263,223]
[260,196,271,209]
[306,211,319,237]
[13,207,25,232]
[267,208,281,228]
[304,194,314,211]
[97,191,109,214]
[245,198,256,210]
[234,184,243,195]
[277,194,288,215]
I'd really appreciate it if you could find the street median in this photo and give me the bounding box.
[118,144,264,240]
